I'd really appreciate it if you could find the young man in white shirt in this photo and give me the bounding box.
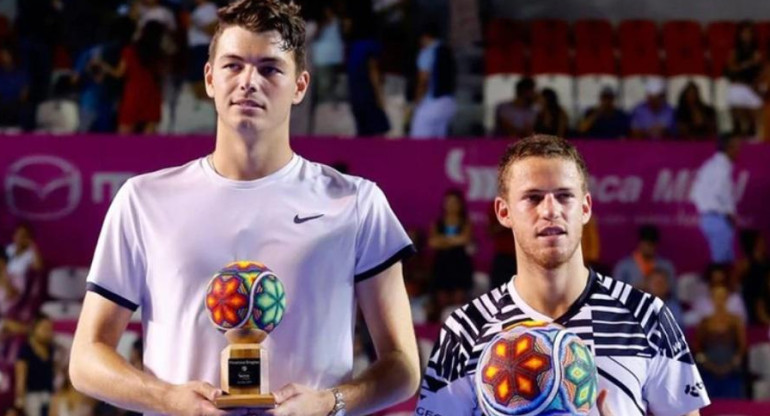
[69,1,420,415]
[416,135,709,416]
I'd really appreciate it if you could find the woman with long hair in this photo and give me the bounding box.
[428,189,474,312]
[675,81,717,139]
[534,88,569,137]
[101,20,168,134]
[725,20,764,136]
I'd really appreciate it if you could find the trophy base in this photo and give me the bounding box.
[214,393,276,408]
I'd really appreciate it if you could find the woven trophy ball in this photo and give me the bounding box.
[475,321,598,416]
[205,261,286,333]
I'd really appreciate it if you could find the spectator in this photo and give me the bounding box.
[15,314,55,416]
[409,23,457,138]
[0,247,21,316]
[344,5,390,136]
[695,285,746,399]
[101,20,168,134]
[494,77,536,137]
[35,75,79,134]
[0,45,29,130]
[310,4,345,105]
[645,267,685,328]
[73,16,134,132]
[630,78,675,139]
[135,0,177,33]
[534,88,568,137]
[675,81,717,139]
[577,85,629,139]
[487,202,516,289]
[690,263,748,325]
[689,136,741,263]
[612,224,676,290]
[6,223,44,280]
[737,230,770,324]
[187,0,218,101]
[725,21,763,136]
[429,189,474,312]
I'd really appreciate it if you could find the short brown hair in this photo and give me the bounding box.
[208,0,307,74]
[497,135,590,196]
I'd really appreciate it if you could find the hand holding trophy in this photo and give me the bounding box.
[204,261,286,408]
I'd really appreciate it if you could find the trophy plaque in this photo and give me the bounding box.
[204,261,286,408]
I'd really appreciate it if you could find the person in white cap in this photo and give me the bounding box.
[630,78,675,139]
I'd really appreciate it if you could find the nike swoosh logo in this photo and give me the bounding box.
[293,214,324,224]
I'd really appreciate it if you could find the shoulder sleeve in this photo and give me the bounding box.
[417,47,433,72]
[353,181,415,282]
[644,303,710,415]
[416,319,479,416]
[85,180,145,311]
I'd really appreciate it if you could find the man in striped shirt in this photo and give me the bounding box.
[416,135,709,415]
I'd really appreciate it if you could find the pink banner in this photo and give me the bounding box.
[2,136,769,274]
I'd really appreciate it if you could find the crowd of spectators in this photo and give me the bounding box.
[3,1,769,140]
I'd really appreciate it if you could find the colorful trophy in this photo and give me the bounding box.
[204,261,286,408]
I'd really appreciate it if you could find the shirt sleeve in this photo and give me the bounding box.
[416,323,480,415]
[644,303,711,415]
[353,181,414,282]
[417,46,434,73]
[85,180,146,311]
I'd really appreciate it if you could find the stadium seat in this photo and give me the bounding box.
[619,20,661,77]
[676,272,708,306]
[749,342,770,379]
[530,19,571,75]
[48,266,88,300]
[662,21,711,106]
[663,21,707,76]
[41,300,82,319]
[171,84,218,134]
[484,43,527,76]
[707,21,737,79]
[620,75,665,112]
[483,74,520,132]
[756,21,770,52]
[486,18,527,46]
[576,75,620,115]
[574,19,616,76]
[312,102,356,136]
[707,21,737,132]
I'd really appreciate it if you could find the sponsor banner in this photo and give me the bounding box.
[2,136,768,274]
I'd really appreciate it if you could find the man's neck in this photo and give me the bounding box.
[211,121,293,181]
[513,254,589,319]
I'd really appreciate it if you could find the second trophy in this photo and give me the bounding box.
[204,261,287,408]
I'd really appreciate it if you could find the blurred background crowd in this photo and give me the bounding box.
[1,0,770,415]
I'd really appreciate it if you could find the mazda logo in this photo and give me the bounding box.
[4,155,82,220]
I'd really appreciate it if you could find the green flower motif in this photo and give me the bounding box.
[253,276,286,330]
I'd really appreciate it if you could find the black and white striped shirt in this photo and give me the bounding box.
[416,270,710,416]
